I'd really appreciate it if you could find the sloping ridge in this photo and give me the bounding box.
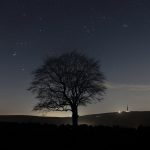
[79,111,150,127]
[0,111,150,127]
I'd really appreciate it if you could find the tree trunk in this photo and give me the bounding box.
[72,106,78,127]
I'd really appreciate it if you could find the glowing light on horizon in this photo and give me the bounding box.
[126,110,130,112]
[118,110,122,114]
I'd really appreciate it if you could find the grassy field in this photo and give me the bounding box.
[0,112,150,149]
[0,122,149,149]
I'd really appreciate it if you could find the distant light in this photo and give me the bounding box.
[96,116,100,118]
[126,110,130,113]
[118,110,122,114]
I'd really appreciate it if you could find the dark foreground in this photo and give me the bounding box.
[0,122,149,149]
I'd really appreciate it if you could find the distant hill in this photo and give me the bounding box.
[0,115,72,125]
[1,111,150,127]
[79,111,150,127]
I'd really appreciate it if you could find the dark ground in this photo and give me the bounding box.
[0,122,149,149]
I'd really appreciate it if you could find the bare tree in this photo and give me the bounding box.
[28,51,106,127]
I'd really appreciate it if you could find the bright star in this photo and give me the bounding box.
[122,24,129,28]
[12,51,17,56]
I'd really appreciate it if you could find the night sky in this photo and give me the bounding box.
[1,0,150,116]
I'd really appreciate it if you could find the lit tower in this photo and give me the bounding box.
[126,105,129,112]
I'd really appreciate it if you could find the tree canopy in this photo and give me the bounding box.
[29,51,106,126]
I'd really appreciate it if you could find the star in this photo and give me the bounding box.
[39,17,43,21]
[22,12,27,17]
[12,51,17,57]
[101,16,107,20]
[40,28,45,32]
[122,24,129,28]
[16,41,28,46]
[83,25,91,34]
[40,28,43,32]
[39,27,48,33]
[21,68,25,71]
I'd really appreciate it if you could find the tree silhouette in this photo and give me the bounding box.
[28,51,106,127]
